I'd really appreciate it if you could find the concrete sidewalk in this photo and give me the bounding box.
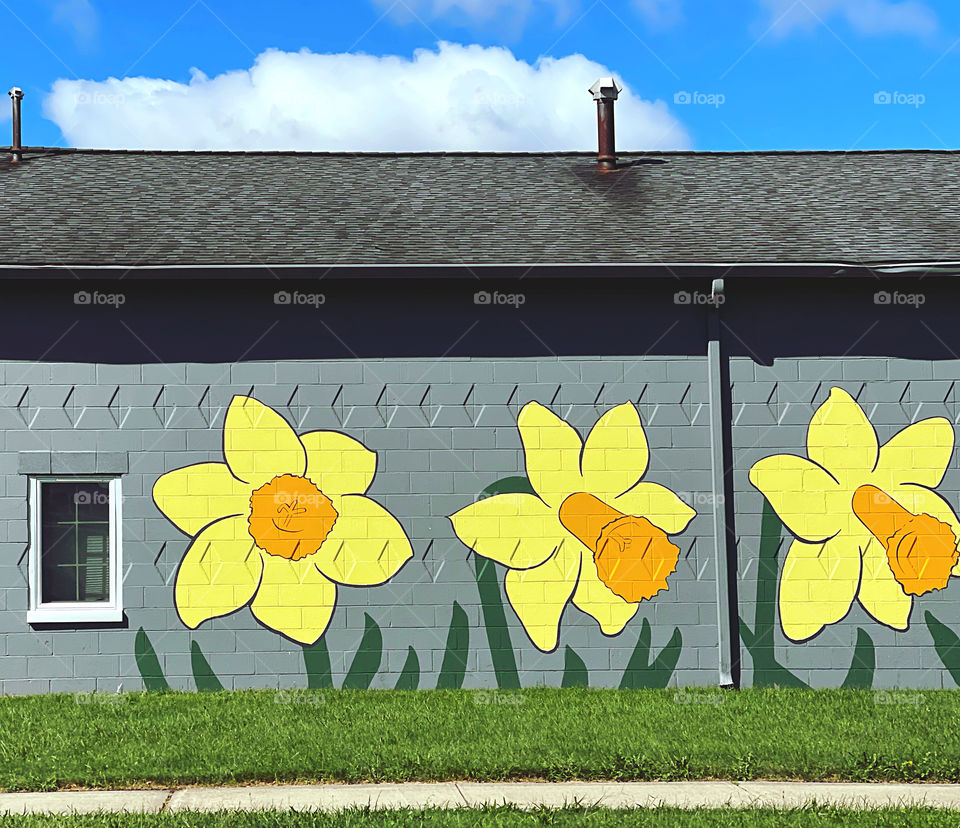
[3,782,960,815]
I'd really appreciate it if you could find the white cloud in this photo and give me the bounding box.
[758,0,938,38]
[51,0,98,47]
[43,43,690,152]
[632,0,683,28]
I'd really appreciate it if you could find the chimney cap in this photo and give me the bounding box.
[8,87,23,99]
[589,77,621,101]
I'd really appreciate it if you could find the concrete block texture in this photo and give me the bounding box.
[733,357,960,691]
[0,356,720,694]
[6,354,958,693]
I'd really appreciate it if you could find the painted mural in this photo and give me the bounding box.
[86,382,960,691]
[449,402,696,652]
[749,387,960,643]
[152,395,413,644]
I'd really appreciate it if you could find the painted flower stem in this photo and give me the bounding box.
[561,646,589,687]
[473,555,522,690]
[926,611,960,686]
[190,641,225,692]
[395,647,420,690]
[342,613,383,690]
[303,638,334,689]
[134,628,170,692]
[840,629,876,689]
[619,617,682,689]
[436,602,469,689]
[739,499,808,688]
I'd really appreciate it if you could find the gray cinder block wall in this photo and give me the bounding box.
[4,352,960,693]
[0,356,719,694]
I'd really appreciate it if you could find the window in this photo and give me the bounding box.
[28,477,123,623]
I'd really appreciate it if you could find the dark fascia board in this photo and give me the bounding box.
[1,262,960,280]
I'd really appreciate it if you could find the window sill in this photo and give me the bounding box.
[27,607,124,625]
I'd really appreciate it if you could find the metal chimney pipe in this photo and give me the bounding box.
[8,87,23,163]
[589,78,621,172]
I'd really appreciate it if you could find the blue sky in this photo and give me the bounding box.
[2,0,960,151]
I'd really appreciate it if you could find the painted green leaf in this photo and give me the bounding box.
[739,498,808,688]
[303,637,333,689]
[395,647,420,691]
[342,613,383,690]
[134,628,169,692]
[437,601,469,689]
[470,477,529,691]
[841,628,875,689]
[926,611,960,686]
[479,476,537,498]
[561,646,588,688]
[620,618,683,689]
[191,640,224,692]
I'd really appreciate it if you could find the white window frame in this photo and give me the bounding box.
[27,476,124,624]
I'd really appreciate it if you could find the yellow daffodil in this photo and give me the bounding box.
[749,387,960,642]
[449,402,696,652]
[153,396,412,644]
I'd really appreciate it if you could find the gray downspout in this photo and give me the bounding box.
[706,278,739,688]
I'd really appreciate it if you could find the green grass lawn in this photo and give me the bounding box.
[0,808,957,828]
[0,688,958,791]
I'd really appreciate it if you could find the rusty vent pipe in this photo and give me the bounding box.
[8,88,23,163]
[589,77,621,172]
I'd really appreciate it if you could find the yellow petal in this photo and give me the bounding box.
[857,536,912,631]
[174,516,263,629]
[314,494,413,586]
[302,430,377,497]
[748,454,845,542]
[223,396,306,487]
[806,387,878,482]
[153,462,251,537]
[611,483,696,535]
[449,493,565,570]
[504,539,580,652]
[580,403,649,501]
[518,401,584,508]
[571,550,640,635]
[778,536,860,642]
[250,555,337,644]
[877,417,955,489]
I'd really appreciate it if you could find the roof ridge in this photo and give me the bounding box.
[4,147,960,157]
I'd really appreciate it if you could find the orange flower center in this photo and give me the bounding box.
[851,484,958,597]
[248,474,338,561]
[558,491,680,603]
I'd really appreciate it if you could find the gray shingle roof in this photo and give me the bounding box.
[1,147,958,268]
